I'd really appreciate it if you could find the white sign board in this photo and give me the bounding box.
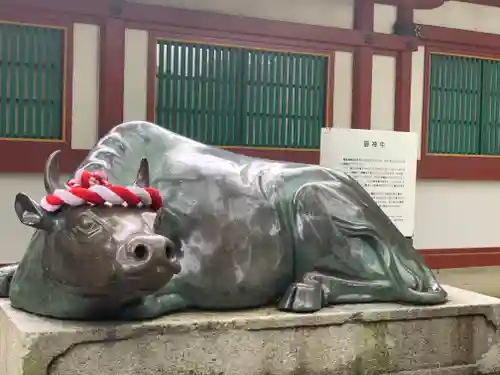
[320,128,418,237]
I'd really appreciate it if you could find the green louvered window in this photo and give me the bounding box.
[155,41,327,148]
[0,23,65,140]
[428,53,500,155]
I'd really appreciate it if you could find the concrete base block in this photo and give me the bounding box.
[1,286,500,375]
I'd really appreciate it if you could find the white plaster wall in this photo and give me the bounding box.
[374,4,397,34]
[371,54,395,131]
[127,0,355,29]
[410,46,425,160]
[71,23,100,150]
[415,1,500,34]
[414,181,500,250]
[0,175,44,263]
[0,174,73,263]
[123,29,149,122]
[333,51,353,129]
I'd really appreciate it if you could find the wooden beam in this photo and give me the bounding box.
[375,0,445,9]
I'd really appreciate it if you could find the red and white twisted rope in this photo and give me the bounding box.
[40,169,163,213]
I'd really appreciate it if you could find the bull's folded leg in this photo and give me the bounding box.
[119,293,188,321]
[278,270,397,312]
[0,264,18,297]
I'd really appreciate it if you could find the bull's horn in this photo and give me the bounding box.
[44,150,65,194]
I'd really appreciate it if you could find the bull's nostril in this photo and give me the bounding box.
[165,244,175,259]
[133,245,149,260]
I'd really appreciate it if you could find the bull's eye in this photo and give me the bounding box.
[76,216,101,236]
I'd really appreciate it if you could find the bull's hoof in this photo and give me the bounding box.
[278,281,323,313]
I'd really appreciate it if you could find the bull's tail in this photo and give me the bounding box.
[332,217,447,305]
[0,264,17,297]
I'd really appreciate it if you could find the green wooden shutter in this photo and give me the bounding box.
[241,51,326,148]
[480,59,500,155]
[156,41,240,146]
[428,54,481,154]
[0,23,64,139]
[156,41,328,148]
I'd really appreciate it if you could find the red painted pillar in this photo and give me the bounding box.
[394,6,415,132]
[351,0,374,130]
[98,17,125,137]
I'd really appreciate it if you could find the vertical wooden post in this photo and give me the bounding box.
[351,0,374,130]
[98,17,125,137]
[394,6,415,132]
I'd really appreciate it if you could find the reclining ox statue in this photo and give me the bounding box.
[0,121,447,321]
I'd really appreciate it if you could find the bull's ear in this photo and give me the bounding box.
[134,158,150,188]
[14,193,52,231]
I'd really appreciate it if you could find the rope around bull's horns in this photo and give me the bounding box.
[40,170,163,212]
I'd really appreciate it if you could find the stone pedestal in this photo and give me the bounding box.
[1,286,500,375]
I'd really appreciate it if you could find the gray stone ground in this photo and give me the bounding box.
[1,285,500,375]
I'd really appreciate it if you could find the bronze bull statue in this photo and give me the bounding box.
[0,121,447,321]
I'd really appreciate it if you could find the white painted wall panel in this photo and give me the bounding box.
[71,23,100,150]
[128,0,355,29]
[415,1,500,34]
[333,51,353,129]
[410,46,425,159]
[0,175,63,262]
[374,4,397,34]
[371,55,396,131]
[414,181,500,249]
[0,175,44,262]
[123,29,149,122]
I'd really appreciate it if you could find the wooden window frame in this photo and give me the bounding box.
[0,22,66,141]
[0,7,97,173]
[153,39,332,149]
[418,25,500,180]
[147,28,336,164]
[425,51,499,156]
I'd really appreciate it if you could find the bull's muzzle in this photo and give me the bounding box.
[115,234,181,290]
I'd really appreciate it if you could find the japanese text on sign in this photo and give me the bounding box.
[340,157,406,224]
[319,128,418,237]
[364,140,385,148]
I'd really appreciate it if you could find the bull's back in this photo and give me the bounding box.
[141,140,293,307]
